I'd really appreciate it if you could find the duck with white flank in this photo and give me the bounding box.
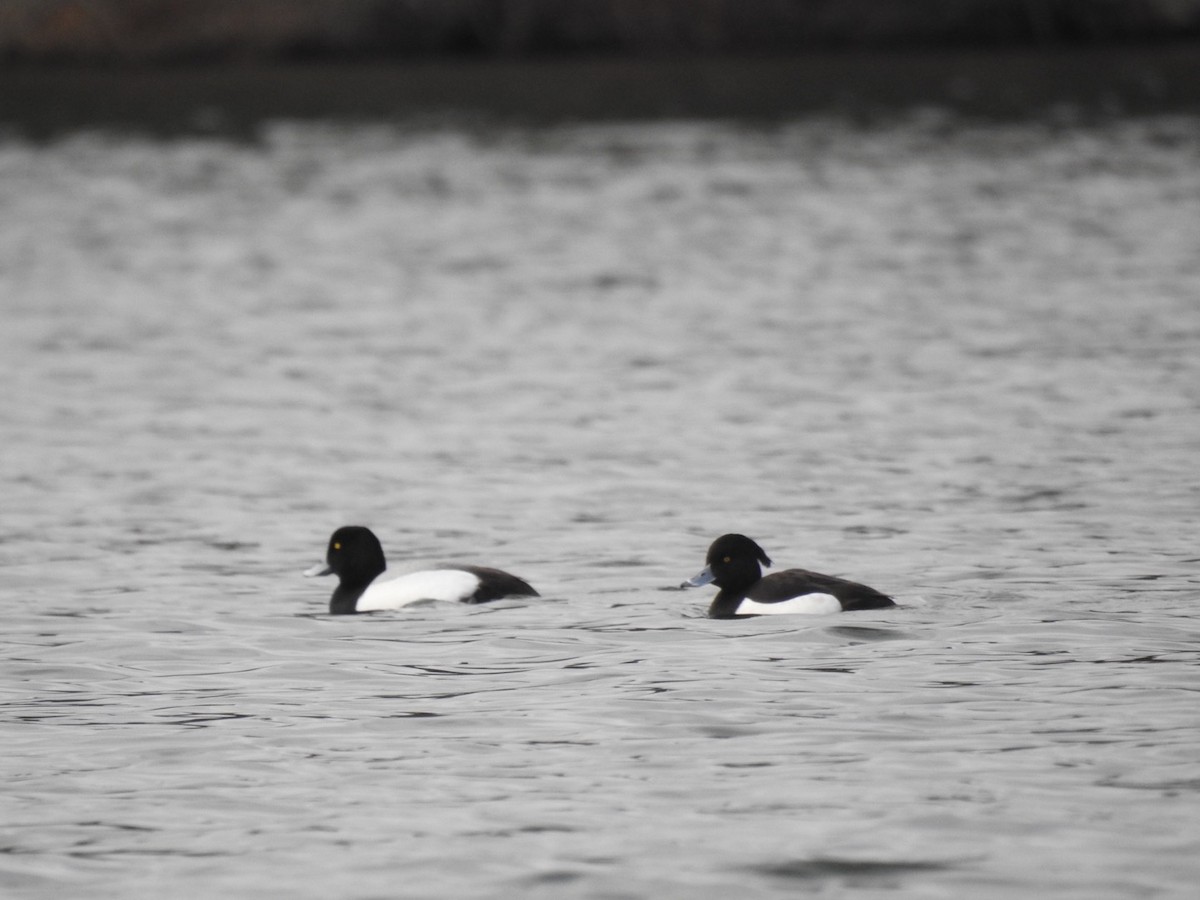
[685,533,895,618]
[306,525,538,615]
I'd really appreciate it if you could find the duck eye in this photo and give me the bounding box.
[333,542,341,551]
[723,556,731,563]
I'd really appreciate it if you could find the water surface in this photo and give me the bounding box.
[2,114,1199,898]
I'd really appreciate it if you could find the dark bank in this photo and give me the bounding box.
[3,1,1200,136]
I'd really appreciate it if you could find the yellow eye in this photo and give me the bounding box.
[723,556,731,563]
[333,542,341,551]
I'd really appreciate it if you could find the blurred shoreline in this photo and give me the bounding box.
[4,43,1200,137]
[5,2,1199,136]
[2,0,1199,64]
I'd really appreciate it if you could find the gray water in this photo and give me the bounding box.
[2,114,1199,899]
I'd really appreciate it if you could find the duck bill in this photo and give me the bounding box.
[683,566,716,588]
[304,562,332,578]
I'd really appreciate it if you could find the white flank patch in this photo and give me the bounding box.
[356,569,481,611]
[735,593,843,615]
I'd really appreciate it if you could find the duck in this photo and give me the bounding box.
[306,525,539,615]
[684,533,895,618]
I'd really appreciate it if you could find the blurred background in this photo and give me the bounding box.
[2,0,1200,61]
[3,0,1200,133]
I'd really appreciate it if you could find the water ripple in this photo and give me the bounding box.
[2,115,1199,900]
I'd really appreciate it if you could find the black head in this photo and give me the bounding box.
[705,533,772,589]
[322,525,387,583]
[306,526,389,615]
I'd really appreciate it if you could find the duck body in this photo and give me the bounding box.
[306,525,538,615]
[687,533,895,619]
